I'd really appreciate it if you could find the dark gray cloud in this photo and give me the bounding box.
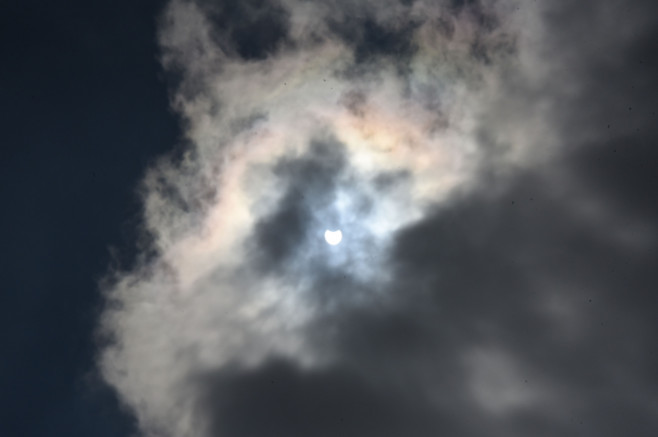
[198,358,451,437]
[99,0,658,436]
[327,15,419,64]
[200,0,292,60]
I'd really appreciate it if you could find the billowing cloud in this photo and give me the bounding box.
[98,1,658,436]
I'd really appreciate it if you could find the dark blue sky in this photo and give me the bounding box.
[1,1,177,435]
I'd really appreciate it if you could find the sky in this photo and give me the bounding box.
[2,1,658,436]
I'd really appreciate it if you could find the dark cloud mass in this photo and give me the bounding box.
[201,0,291,60]
[199,358,448,437]
[97,0,658,436]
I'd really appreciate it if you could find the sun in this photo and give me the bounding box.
[324,229,342,246]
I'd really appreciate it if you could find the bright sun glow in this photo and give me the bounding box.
[324,229,342,246]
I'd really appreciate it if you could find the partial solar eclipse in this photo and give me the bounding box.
[324,229,342,246]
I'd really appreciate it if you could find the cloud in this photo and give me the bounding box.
[196,358,451,437]
[98,0,658,436]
